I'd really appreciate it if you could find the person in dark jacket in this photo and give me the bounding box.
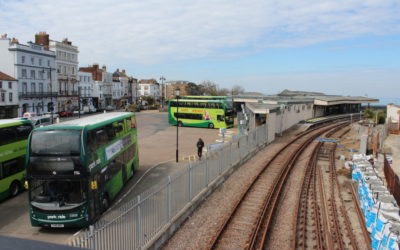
[197,138,205,159]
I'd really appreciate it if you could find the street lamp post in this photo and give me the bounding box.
[42,67,54,124]
[160,76,166,108]
[78,86,81,118]
[175,87,180,163]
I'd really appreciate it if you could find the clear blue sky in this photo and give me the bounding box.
[1,0,399,100]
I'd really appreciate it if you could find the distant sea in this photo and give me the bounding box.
[369,97,400,106]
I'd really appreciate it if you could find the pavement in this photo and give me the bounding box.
[107,111,238,212]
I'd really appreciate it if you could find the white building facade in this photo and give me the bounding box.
[0,34,56,116]
[49,37,79,112]
[78,71,94,110]
[138,79,160,101]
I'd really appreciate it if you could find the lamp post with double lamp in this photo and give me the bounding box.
[175,87,180,163]
[160,76,166,108]
[78,86,82,118]
[41,67,54,124]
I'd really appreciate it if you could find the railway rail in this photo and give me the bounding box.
[208,120,350,249]
[293,124,370,250]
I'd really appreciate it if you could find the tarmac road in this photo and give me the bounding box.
[0,111,223,245]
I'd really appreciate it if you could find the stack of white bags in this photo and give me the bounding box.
[352,154,400,250]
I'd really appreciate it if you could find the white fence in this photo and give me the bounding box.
[69,124,268,249]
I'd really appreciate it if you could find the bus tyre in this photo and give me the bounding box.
[9,181,20,197]
[208,123,214,129]
[102,195,110,212]
[178,121,183,127]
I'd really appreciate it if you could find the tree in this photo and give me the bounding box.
[231,85,245,95]
[199,80,218,96]
[185,82,203,95]
[217,88,229,96]
[142,96,155,106]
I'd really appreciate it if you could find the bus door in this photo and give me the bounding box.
[89,173,102,221]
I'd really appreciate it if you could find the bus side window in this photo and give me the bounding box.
[96,129,108,148]
[15,124,33,140]
[87,130,98,151]
[1,157,24,179]
[217,115,225,121]
[0,127,17,146]
[105,124,116,140]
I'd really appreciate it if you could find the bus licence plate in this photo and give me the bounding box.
[51,224,64,228]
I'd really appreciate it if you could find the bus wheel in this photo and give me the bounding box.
[9,181,20,197]
[102,195,110,212]
[208,123,214,129]
[178,121,183,127]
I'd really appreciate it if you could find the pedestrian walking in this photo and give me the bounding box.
[197,138,205,159]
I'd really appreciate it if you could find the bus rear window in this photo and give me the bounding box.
[31,130,81,156]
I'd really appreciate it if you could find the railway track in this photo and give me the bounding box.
[293,123,370,250]
[208,121,349,249]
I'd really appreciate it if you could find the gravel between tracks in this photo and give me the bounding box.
[162,134,293,250]
[267,141,318,249]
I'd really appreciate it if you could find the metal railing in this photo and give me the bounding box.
[19,91,58,98]
[69,124,268,249]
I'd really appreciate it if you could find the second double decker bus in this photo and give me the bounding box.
[0,119,33,200]
[168,99,234,129]
[26,112,139,227]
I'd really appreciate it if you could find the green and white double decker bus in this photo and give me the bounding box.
[168,99,234,129]
[0,119,33,200]
[26,112,139,227]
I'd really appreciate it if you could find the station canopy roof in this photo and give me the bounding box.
[232,89,379,106]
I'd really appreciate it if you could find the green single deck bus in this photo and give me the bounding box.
[26,112,139,227]
[0,119,33,200]
[168,99,234,129]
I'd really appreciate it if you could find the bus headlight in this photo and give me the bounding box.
[24,181,29,189]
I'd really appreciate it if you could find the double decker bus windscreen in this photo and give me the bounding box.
[31,130,81,156]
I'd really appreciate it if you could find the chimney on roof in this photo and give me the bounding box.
[11,38,19,44]
[1,34,7,39]
[122,69,126,74]
[116,68,119,72]
[35,32,49,50]
[93,63,99,70]
[102,65,106,72]
[62,38,72,45]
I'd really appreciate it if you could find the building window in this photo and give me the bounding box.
[39,70,44,79]
[9,93,12,102]
[8,82,12,89]
[0,81,2,89]
[1,93,4,102]
[72,67,74,75]
[39,58,42,66]
[47,60,50,67]
[22,82,27,94]
[31,82,36,93]
[22,56,25,63]
[31,57,34,65]
[39,83,43,93]
[22,69,27,78]
[31,70,35,79]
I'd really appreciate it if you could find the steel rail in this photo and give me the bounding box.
[208,120,349,250]
[292,141,324,249]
